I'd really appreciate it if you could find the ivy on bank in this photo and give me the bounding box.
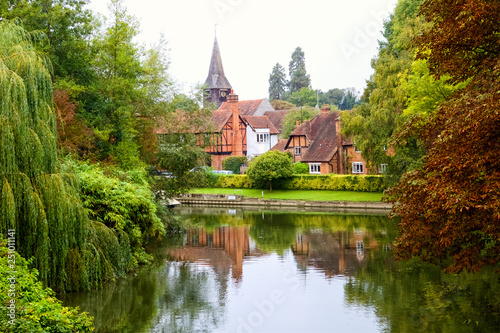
[213,174,386,192]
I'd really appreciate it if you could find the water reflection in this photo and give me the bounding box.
[61,208,499,333]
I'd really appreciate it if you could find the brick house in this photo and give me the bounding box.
[279,105,369,175]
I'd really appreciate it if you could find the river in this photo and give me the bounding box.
[61,207,500,333]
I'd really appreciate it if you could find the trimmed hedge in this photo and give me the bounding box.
[213,174,386,192]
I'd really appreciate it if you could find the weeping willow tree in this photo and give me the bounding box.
[0,20,130,292]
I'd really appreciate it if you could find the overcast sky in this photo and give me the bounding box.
[88,0,398,101]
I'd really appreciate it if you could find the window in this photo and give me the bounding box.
[352,162,364,174]
[294,147,302,155]
[379,164,388,174]
[309,163,321,174]
[257,133,270,143]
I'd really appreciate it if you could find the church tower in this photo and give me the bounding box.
[204,36,232,107]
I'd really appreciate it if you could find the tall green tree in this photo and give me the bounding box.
[341,0,426,181]
[86,0,145,168]
[268,62,287,100]
[1,0,96,87]
[289,87,317,108]
[288,47,311,93]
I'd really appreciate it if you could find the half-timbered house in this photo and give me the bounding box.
[279,105,369,175]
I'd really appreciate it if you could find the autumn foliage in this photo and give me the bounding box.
[387,0,500,272]
[54,89,96,158]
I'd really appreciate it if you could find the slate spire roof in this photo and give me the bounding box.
[204,36,232,90]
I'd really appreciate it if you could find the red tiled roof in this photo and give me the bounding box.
[271,139,288,152]
[242,116,279,134]
[211,111,232,132]
[285,112,340,163]
[219,99,264,116]
[264,111,287,133]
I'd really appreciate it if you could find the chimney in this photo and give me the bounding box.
[321,104,331,114]
[228,92,243,156]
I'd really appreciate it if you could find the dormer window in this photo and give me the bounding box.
[257,133,270,143]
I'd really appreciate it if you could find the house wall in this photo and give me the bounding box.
[246,127,278,158]
[288,135,310,163]
[344,145,368,175]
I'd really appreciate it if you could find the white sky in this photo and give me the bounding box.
[87,0,398,100]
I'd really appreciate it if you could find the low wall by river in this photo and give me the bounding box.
[175,193,392,214]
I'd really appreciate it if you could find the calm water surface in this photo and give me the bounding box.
[62,207,500,333]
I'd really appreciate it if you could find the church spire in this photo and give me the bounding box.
[204,35,232,107]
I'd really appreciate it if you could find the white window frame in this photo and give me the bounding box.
[309,163,321,174]
[257,133,270,143]
[294,146,302,155]
[352,162,364,174]
[379,164,388,174]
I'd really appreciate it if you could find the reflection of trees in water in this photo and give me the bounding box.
[62,261,223,333]
[61,269,160,332]
[150,262,223,333]
[344,252,500,333]
[248,213,297,255]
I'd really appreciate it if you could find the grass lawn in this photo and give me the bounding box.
[190,188,383,202]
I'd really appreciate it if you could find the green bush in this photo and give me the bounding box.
[212,174,386,192]
[293,162,309,174]
[222,156,248,174]
[214,175,254,189]
[0,240,94,332]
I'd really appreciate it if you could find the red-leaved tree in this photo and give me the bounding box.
[387,0,500,272]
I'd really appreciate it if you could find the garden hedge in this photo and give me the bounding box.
[213,174,386,192]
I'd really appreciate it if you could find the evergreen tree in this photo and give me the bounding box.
[288,47,311,93]
[268,62,287,100]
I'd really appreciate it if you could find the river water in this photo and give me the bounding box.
[62,207,500,333]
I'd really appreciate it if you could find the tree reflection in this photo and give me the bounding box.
[149,262,224,332]
[345,251,500,332]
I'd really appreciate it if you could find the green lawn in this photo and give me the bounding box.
[190,188,383,202]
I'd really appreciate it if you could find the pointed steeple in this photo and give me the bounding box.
[204,36,232,107]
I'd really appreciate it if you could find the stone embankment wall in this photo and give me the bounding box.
[175,193,392,214]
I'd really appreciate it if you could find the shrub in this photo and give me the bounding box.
[0,240,94,331]
[213,174,387,192]
[293,162,309,174]
[223,156,248,174]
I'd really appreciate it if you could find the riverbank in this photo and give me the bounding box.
[175,191,392,214]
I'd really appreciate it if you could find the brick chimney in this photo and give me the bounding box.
[228,91,243,156]
[321,104,331,114]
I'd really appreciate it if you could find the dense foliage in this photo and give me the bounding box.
[0,20,89,292]
[0,241,94,332]
[246,151,294,191]
[70,161,165,269]
[387,0,500,272]
[222,156,248,175]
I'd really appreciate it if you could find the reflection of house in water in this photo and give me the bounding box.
[291,229,379,277]
[168,226,264,288]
